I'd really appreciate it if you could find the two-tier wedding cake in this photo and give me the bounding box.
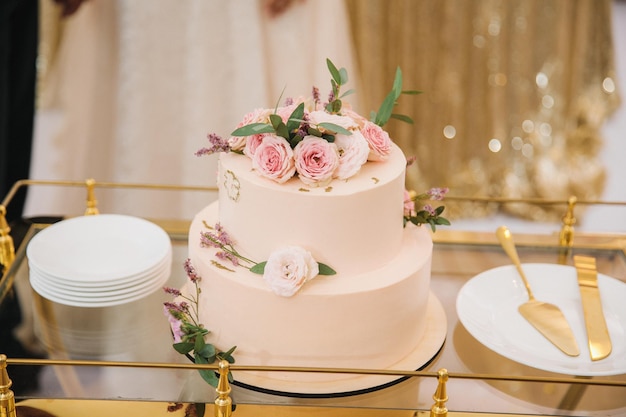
[165,61,448,395]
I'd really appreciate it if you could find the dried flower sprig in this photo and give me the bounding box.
[404,187,451,232]
[163,259,236,388]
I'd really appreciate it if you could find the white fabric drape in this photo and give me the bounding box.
[27,0,356,220]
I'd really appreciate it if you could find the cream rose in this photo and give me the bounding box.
[361,121,392,161]
[333,130,370,180]
[294,136,340,187]
[251,134,296,183]
[263,246,319,297]
[308,110,358,132]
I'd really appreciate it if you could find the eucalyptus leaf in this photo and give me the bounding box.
[194,334,206,353]
[231,123,274,137]
[275,123,290,140]
[339,89,355,99]
[326,59,341,85]
[197,343,216,359]
[173,342,194,354]
[286,103,305,132]
[250,262,266,274]
[392,67,403,98]
[194,403,206,417]
[318,263,336,276]
[269,114,283,130]
[390,114,414,124]
[339,67,349,85]
[307,127,322,137]
[375,91,396,127]
[318,122,352,136]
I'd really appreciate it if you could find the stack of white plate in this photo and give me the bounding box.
[26,214,172,356]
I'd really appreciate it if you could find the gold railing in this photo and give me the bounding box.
[2,178,626,276]
[2,355,625,417]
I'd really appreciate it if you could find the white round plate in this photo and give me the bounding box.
[28,249,171,290]
[30,267,170,307]
[456,263,626,376]
[27,214,171,283]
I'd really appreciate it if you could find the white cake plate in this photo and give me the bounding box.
[230,291,447,397]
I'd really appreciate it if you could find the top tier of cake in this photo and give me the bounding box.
[215,143,407,276]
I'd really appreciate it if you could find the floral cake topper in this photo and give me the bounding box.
[195,59,419,187]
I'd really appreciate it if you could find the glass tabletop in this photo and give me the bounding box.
[1,216,626,417]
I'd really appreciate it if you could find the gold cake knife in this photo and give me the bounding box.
[573,255,612,361]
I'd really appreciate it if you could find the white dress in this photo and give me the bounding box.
[27,0,357,220]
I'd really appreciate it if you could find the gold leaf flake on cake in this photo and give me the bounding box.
[211,260,236,272]
[372,177,380,184]
[298,188,310,192]
[223,170,240,202]
[325,186,333,193]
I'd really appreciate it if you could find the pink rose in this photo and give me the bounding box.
[232,108,271,153]
[333,130,370,180]
[294,136,340,187]
[243,134,266,157]
[251,134,296,183]
[361,121,392,161]
[404,189,416,217]
[263,246,319,297]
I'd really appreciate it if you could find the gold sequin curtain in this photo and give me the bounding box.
[346,0,620,220]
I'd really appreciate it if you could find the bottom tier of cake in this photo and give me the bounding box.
[184,202,444,394]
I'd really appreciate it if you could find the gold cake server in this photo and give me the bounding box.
[573,255,612,361]
[496,226,580,357]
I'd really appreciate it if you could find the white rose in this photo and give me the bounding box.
[308,110,359,131]
[263,246,319,297]
[333,130,370,180]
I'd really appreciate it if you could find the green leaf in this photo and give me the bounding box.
[375,90,397,127]
[286,103,305,132]
[250,262,266,274]
[269,114,283,129]
[437,217,451,226]
[318,263,336,275]
[392,67,403,98]
[390,113,414,124]
[194,334,206,353]
[231,123,274,137]
[194,403,206,417]
[326,59,342,86]
[290,135,304,148]
[173,342,194,354]
[339,67,349,85]
[339,89,355,99]
[307,126,322,137]
[318,122,352,136]
[435,205,445,215]
[197,343,216,359]
[402,89,423,95]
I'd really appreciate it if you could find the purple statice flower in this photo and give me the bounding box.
[200,231,222,249]
[163,286,181,296]
[284,97,294,106]
[216,250,240,267]
[312,86,321,106]
[195,133,231,157]
[427,187,449,201]
[163,305,185,343]
[423,204,436,216]
[213,223,234,246]
[327,89,336,104]
[183,258,201,283]
[163,301,184,314]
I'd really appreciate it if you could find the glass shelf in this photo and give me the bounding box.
[1,181,625,417]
